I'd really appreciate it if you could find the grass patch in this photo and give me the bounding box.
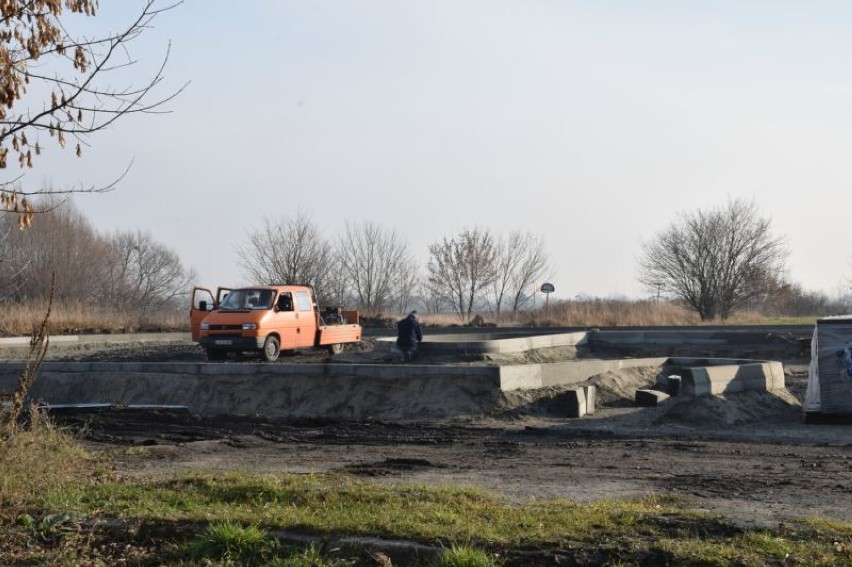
[187,520,278,564]
[0,410,102,521]
[3,470,849,564]
[41,473,675,544]
[432,544,500,567]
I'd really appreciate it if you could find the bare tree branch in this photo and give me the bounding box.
[0,0,184,221]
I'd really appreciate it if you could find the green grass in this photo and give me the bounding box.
[431,544,500,567]
[1,427,850,566]
[39,473,681,544]
[7,471,850,565]
[0,412,101,520]
[187,521,278,564]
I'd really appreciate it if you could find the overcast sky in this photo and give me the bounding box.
[25,1,852,299]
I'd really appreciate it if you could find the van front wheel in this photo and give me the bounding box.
[327,343,344,355]
[262,336,281,362]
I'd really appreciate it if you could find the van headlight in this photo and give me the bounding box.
[242,323,257,330]
[200,323,210,330]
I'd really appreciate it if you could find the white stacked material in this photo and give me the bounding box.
[805,316,852,414]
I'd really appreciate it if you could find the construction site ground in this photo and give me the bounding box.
[8,337,852,531]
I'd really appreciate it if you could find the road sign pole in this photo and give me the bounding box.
[539,282,555,318]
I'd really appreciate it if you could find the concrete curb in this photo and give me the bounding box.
[0,332,191,348]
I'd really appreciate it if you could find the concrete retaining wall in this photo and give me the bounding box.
[376,331,588,355]
[499,358,667,391]
[0,333,191,348]
[588,329,790,348]
[664,358,785,397]
[0,362,505,421]
[0,331,789,420]
[0,356,672,419]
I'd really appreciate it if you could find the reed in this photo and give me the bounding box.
[0,299,188,337]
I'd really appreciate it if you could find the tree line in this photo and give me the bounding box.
[2,198,849,324]
[238,213,552,320]
[0,204,553,322]
[0,200,195,317]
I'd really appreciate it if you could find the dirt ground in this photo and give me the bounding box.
[15,338,852,529]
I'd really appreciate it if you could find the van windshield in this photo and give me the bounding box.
[218,289,274,311]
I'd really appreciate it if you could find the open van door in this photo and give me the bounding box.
[190,287,216,341]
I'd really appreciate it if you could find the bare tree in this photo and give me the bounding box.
[427,227,497,321]
[237,213,335,301]
[0,220,19,295]
[338,220,414,314]
[101,230,196,314]
[0,201,194,313]
[416,279,448,314]
[0,198,110,302]
[393,262,420,314]
[489,231,551,315]
[638,199,788,321]
[0,0,184,225]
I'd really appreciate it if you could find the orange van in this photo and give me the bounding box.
[190,284,361,361]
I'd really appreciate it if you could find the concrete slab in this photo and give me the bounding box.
[636,389,670,406]
[666,375,682,396]
[666,359,785,397]
[564,388,586,418]
[375,331,588,355]
[539,358,667,387]
[0,332,190,348]
[583,385,596,414]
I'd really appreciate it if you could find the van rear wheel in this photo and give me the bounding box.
[262,335,281,362]
[327,343,344,356]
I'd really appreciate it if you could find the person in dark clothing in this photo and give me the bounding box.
[396,310,423,361]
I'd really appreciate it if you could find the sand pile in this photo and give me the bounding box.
[657,389,801,427]
[497,363,804,430]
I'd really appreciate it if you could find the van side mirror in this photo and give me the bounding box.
[199,300,208,311]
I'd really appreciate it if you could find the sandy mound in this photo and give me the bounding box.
[657,389,802,427]
[483,346,581,364]
[586,367,661,407]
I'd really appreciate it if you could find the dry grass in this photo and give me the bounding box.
[419,300,819,328]
[421,300,715,327]
[530,299,701,327]
[0,408,99,521]
[0,299,815,338]
[0,299,188,337]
